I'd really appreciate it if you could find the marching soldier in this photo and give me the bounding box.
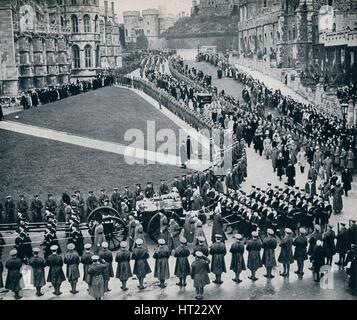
[64,243,80,294]
[30,195,43,222]
[293,228,308,276]
[247,231,262,281]
[28,248,46,296]
[210,234,227,284]
[5,249,23,300]
[153,239,170,288]
[81,243,93,288]
[191,251,210,300]
[174,237,191,287]
[99,242,114,292]
[46,245,66,296]
[262,228,277,279]
[132,238,151,290]
[115,241,132,291]
[229,234,246,283]
[278,228,294,277]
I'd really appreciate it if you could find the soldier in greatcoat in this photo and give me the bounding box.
[115,241,132,291]
[293,228,308,276]
[335,222,350,267]
[310,240,325,282]
[5,196,16,223]
[86,191,98,217]
[81,243,93,287]
[246,231,262,281]
[28,248,46,296]
[5,249,23,300]
[153,239,170,288]
[93,219,106,255]
[46,245,66,296]
[132,238,151,289]
[229,234,246,283]
[322,224,336,265]
[30,195,43,222]
[210,234,227,284]
[262,228,277,278]
[344,244,357,295]
[168,218,181,252]
[64,243,80,294]
[190,251,210,300]
[174,237,191,287]
[193,236,209,257]
[278,228,294,277]
[211,211,227,243]
[87,255,106,300]
[99,242,114,292]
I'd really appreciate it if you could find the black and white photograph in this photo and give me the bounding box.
[0,0,356,309]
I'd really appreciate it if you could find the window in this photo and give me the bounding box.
[71,0,77,5]
[60,16,65,31]
[84,15,91,32]
[71,15,78,33]
[94,15,99,33]
[263,0,267,7]
[125,29,128,37]
[83,0,90,4]
[72,45,80,69]
[95,45,100,67]
[85,45,92,68]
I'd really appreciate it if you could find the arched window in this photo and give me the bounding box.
[95,45,100,68]
[85,45,92,68]
[71,0,77,5]
[84,15,91,33]
[71,15,78,33]
[60,16,65,31]
[72,45,80,69]
[94,15,99,33]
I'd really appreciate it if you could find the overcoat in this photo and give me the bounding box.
[229,241,246,272]
[87,263,106,298]
[246,238,262,271]
[132,247,151,278]
[209,242,227,275]
[335,228,350,254]
[81,252,93,283]
[293,236,308,261]
[28,256,46,287]
[153,246,170,280]
[262,236,277,267]
[174,245,191,277]
[278,235,294,264]
[5,257,22,291]
[46,254,66,285]
[64,252,80,281]
[99,249,114,280]
[115,249,132,281]
[190,259,210,288]
[211,213,227,242]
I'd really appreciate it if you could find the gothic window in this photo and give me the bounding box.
[85,45,92,68]
[60,16,65,31]
[71,15,78,33]
[263,0,267,8]
[84,14,91,32]
[94,15,99,33]
[95,45,100,67]
[72,45,80,68]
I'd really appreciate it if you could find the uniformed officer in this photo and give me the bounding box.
[132,238,151,290]
[262,228,277,278]
[81,243,93,287]
[46,245,66,296]
[5,249,23,299]
[28,247,46,296]
[153,239,170,288]
[64,243,80,294]
[99,242,114,292]
[115,241,132,291]
[293,228,308,276]
[229,234,246,283]
[190,251,210,300]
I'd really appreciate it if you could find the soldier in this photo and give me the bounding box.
[115,241,132,291]
[64,243,80,294]
[45,194,57,214]
[17,194,28,220]
[87,255,106,300]
[81,243,93,288]
[348,220,357,246]
[246,231,262,281]
[30,194,43,222]
[308,225,322,266]
[110,188,120,212]
[153,239,170,288]
[229,234,246,283]
[211,211,227,243]
[173,237,190,287]
[28,248,46,296]
[15,231,32,262]
[335,222,350,267]
[191,251,210,300]
[293,228,308,276]
[310,240,325,282]
[193,236,209,257]
[159,179,170,196]
[262,228,277,279]
[75,190,85,221]
[123,186,134,211]
[99,242,114,292]
[132,238,151,290]
[5,195,16,223]
[344,244,357,295]
[210,234,227,284]
[70,225,84,256]
[86,191,98,217]
[323,224,336,265]
[5,249,23,299]
[98,189,109,207]
[144,182,155,199]
[278,228,294,277]
[46,245,66,296]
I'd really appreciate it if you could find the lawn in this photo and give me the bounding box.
[8,86,186,153]
[0,130,193,204]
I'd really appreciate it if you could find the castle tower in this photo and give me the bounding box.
[123,11,141,44]
[142,9,160,49]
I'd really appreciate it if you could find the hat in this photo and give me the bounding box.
[340,222,346,227]
[91,255,100,261]
[135,238,143,245]
[10,249,18,256]
[215,234,222,239]
[197,236,205,242]
[34,194,39,197]
[267,228,274,236]
[113,187,118,190]
[179,237,187,244]
[89,190,94,194]
[351,219,356,224]
[158,239,166,245]
[19,194,24,198]
[50,245,58,251]
[84,243,92,250]
[234,234,243,240]
[120,241,127,248]
[102,242,109,248]
[67,243,75,250]
[6,195,12,199]
[299,228,307,235]
[195,251,203,258]
[252,231,258,238]
[48,193,52,197]
[31,247,41,254]
[285,228,292,234]
[101,189,105,192]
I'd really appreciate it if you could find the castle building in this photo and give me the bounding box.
[0,0,123,98]
[192,0,239,16]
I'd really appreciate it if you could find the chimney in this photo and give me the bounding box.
[104,1,108,16]
[111,2,115,17]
